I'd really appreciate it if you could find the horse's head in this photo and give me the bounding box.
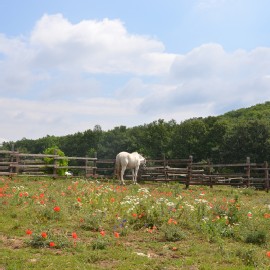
[139,154,146,168]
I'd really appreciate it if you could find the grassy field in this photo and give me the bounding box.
[0,176,270,270]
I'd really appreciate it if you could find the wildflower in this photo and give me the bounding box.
[168,218,177,225]
[266,251,270,258]
[132,213,137,218]
[72,232,78,239]
[110,197,115,203]
[41,232,47,239]
[264,213,270,219]
[77,197,82,202]
[147,226,157,233]
[49,242,56,247]
[247,212,252,218]
[53,206,61,212]
[114,232,120,238]
[100,230,106,237]
[26,229,32,235]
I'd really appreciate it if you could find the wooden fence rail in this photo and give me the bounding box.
[0,151,269,192]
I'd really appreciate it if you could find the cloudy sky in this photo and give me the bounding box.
[1,0,270,142]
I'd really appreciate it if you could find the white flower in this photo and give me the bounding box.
[138,188,150,194]
[166,202,175,207]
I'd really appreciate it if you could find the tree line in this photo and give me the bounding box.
[2,102,270,164]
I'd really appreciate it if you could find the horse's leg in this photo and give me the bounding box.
[133,166,139,184]
[121,166,126,185]
[131,169,135,183]
[117,165,121,182]
[115,163,120,181]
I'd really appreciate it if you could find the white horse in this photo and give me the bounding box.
[115,151,146,185]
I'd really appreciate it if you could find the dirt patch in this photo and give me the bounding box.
[96,259,119,269]
[0,235,25,249]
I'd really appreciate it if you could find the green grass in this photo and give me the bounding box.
[0,176,270,269]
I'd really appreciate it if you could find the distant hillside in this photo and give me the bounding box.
[220,101,270,121]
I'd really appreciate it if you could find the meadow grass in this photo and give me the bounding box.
[0,176,270,269]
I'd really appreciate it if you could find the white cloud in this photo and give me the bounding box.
[29,14,175,75]
[0,96,143,140]
[0,14,270,141]
[139,43,270,115]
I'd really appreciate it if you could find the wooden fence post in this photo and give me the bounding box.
[15,152,20,174]
[53,149,57,178]
[264,161,269,193]
[163,153,168,181]
[246,157,251,187]
[9,144,15,176]
[186,155,193,189]
[85,155,88,177]
[93,152,97,177]
[207,159,213,188]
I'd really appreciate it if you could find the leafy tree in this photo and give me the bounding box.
[171,118,208,161]
[204,118,230,163]
[98,126,131,159]
[43,147,68,176]
[140,119,176,158]
[221,120,270,163]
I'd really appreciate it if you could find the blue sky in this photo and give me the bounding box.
[0,0,270,142]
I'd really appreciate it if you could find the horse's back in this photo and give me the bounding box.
[116,152,140,168]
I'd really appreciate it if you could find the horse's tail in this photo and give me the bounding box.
[114,155,121,179]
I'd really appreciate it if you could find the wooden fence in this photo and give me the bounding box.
[0,150,269,192]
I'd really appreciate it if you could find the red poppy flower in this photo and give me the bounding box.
[49,242,56,247]
[100,230,106,237]
[267,251,270,258]
[26,229,32,235]
[53,206,61,212]
[41,232,47,239]
[114,232,120,238]
[72,232,78,239]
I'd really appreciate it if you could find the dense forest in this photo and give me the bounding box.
[2,101,270,163]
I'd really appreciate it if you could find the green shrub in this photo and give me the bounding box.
[80,212,105,231]
[43,147,68,176]
[91,237,108,250]
[245,230,267,245]
[236,248,258,267]
[161,224,186,242]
